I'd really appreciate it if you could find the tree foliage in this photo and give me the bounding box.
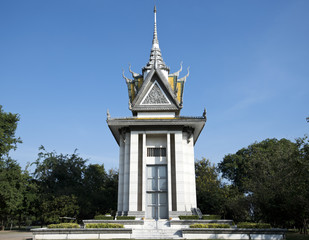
[0,107,25,230]
[0,105,22,158]
[0,158,25,230]
[218,137,309,233]
[195,158,225,215]
[32,147,118,223]
[38,195,79,225]
[0,106,119,229]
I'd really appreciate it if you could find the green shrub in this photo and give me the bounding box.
[47,223,80,228]
[116,216,136,220]
[237,222,271,229]
[85,223,124,228]
[179,215,199,220]
[190,223,231,228]
[94,215,114,220]
[202,215,221,220]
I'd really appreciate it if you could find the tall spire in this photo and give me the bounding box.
[152,5,159,48]
[143,5,169,74]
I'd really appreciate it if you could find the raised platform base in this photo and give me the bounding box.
[182,228,286,240]
[31,228,132,240]
[31,220,287,240]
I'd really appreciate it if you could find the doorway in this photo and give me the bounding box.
[146,165,168,219]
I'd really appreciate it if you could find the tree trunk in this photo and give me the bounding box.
[1,220,4,231]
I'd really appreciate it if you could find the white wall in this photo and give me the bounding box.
[146,134,167,165]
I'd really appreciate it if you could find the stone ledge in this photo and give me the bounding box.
[182,228,287,234]
[182,228,287,240]
[171,219,234,225]
[83,219,144,225]
[31,228,133,234]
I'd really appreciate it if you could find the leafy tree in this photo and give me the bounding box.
[32,147,119,221]
[0,105,22,158]
[218,137,309,233]
[81,164,108,218]
[195,158,225,215]
[286,136,309,234]
[33,146,87,197]
[0,106,26,230]
[80,165,118,218]
[0,158,25,230]
[38,195,79,226]
[33,147,87,224]
[221,185,250,223]
[104,169,118,216]
[15,168,39,228]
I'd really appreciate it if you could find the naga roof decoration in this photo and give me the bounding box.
[169,62,183,77]
[122,6,190,115]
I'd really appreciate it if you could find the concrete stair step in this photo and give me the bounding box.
[132,229,183,239]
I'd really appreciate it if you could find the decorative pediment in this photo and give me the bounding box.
[129,70,181,114]
[141,81,171,105]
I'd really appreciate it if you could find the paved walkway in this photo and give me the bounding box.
[0,231,33,240]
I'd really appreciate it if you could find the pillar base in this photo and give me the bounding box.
[117,211,145,218]
[169,211,193,218]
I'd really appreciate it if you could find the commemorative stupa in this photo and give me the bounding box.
[107,6,206,220]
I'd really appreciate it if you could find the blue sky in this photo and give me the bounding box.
[1,0,308,171]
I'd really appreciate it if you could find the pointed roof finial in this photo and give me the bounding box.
[143,5,169,74]
[152,5,159,48]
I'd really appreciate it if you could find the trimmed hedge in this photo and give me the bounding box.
[116,216,136,220]
[47,223,80,228]
[85,223,124,228]
[94,215,114,220]
[190,223,231,228]
[179,215,199,220]
[237,222,271,229]
[202,215,221,220]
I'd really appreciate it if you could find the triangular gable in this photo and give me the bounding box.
[141,81,171,105]
[131,69,181,113]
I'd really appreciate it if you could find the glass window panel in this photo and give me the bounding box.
[147,166,156,178]
[159,206,168,219]
[147,193,157,205]
[158,193,167,204]
[158,166,166,178]
[152,207,157,219]
[147,179,157,191]
[158,179,167,190]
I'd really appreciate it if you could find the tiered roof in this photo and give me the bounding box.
[122,6,190,116]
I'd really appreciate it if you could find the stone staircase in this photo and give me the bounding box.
[131,220,183,239]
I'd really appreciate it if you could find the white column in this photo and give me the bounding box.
[182,132,196,211]
[128,132,139,211]
[123,132,131,212]
[167,133,172,212]
[142,133,147,212]
[117,135,125,213]
[174,131,185,211]
[188,134,197,208]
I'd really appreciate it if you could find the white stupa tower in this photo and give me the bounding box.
[107,6,206,219]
